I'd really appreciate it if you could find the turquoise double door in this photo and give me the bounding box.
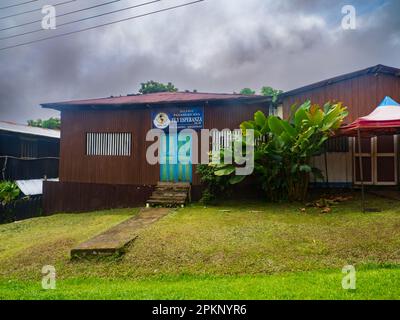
[160,133,192,183]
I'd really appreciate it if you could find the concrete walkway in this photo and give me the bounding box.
[71,208,171,259]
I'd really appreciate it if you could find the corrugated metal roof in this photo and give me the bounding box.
[0,121,60,139]
[41,92,271,111]
[280,64,400,99]
[15,178,59,196]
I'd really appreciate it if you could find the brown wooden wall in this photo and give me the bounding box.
[59,102,269,186]
[43,181,154,214]
[282,73,400,123]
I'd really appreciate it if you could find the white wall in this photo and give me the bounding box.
[310,139,353,186]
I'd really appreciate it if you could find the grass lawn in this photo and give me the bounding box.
[0,194,399,300]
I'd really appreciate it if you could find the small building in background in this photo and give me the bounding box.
[0,121,60,181]
[280,64,400,188]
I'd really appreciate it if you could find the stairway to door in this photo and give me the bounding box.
[147,182,191,207]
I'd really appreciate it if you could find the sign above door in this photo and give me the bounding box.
[152,107,204,131]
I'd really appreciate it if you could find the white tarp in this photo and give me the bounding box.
[15,178,59,196]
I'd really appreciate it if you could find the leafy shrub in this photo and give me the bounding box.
[0,181,20,206]
[196,164,232,204]
[215,101,348,202]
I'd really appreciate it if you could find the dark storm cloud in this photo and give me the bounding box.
[0,0,398,123]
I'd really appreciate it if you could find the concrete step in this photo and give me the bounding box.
[149,197,187,203]
[147,199,186,205]
[148,182,191,208]
[157,182,191,187]
[155,186,190,192]
[151,191,188,197]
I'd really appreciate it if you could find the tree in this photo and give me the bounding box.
[240,88,256,95]
[213,101,348,202]
[27,117,60,130]
[139,81,178,94]
[261,86,283,103]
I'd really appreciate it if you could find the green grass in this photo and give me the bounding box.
[0,194,399,299]
[1,267,399,300]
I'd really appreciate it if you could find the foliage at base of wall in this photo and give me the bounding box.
[196,165,232,204]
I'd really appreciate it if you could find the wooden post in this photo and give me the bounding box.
[1,156,8,181]
[324,146,329,189]
[357,128,365,213]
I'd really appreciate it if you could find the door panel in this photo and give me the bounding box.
[160,134,192,183]
[177,134,192,183]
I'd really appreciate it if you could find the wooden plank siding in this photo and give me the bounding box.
[43,181,154,214]
[59,102,269,186]
[282,73,400,123]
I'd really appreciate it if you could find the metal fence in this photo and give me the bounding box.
[0,196,43,224]
[0,156,59,181]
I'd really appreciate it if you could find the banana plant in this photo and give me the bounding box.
[212,100,348,202]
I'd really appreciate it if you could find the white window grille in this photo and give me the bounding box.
[211,129,242,154]
[211,129,266,154]
[86,132,132,156]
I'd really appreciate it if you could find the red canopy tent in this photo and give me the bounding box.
[338,96,400,211]
[340,96,400,137]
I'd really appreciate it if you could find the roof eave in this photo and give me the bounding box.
[280,64,400,99]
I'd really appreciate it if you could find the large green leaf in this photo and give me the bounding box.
[229,175,247,185]
[214,166,236,176]
[280,121,297,138]
[254,111,268,128]
[322,103,348,131]
[294,107,308,128]
[268,116,284,136]
[299,164,312,173]
[307,104,324,126]
[240,121,255,131]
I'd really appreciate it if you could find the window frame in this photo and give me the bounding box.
[85,132,132,157]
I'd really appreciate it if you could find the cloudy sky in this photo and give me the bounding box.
[0,0,398,122]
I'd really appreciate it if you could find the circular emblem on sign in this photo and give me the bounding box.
[153,112,170,129]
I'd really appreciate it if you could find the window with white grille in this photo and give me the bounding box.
[211,129,265,154]
[211,130,242,154]
[86,133,132,156]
